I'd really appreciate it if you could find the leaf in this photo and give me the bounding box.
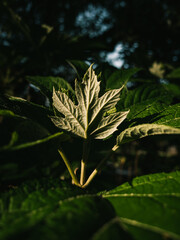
[114,124,180,146]
[91,111,129,139]
[0,108,69,152]
[0,95,55,132]
[106,68,141,89]
[51,65,128,139]
[0,179,115,240]
[51,89,85,138]
[91,218,133,240]
[103,171,180,240]
[163,84,180,99]
[166,68,180,79]
[118,101,180,135]
[1,172,180,240]
[27,76,74,100]
[67,59,89,80]
[0,132,68,151]
[153,103,180,128]
[118,84,172,111]
[115,84,175,131]
[0,109,24,119]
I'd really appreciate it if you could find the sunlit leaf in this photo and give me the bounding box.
[91,111,129,139]
[51,65,128,139]
[114,123,180,147]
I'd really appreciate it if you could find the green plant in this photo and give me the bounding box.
[49,65,180,188]
[1,63,180,240]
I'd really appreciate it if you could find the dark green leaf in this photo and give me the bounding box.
[116,84,174,130]
[163,84,180,99]
[103,171,180,240]
[0,131,68,151]
[118,84,172,111]
[0,179,115,240]
[166,68,180,79]
[91,218,133,240]
[67,59,89,80]
[0,95,54,132]
[106,68,141,89]
[154,103,180,128]
[0,109,24,119]
[27,76,74,100]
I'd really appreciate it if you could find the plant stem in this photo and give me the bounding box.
[80,139,90,185]
[58,147,81,187]
[82,151,113,188]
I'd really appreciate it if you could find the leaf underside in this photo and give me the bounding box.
[114,123,180,146]
[51,65,129,139]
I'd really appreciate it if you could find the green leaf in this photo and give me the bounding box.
[163,84,180,99]
[116,84,175,130]
[0,95,54,132]
[67,59,89,80]
[1,172,180,240]
[106,68,141,89]
[0,132,68,151]
[153,103,180,128]
[114,123,180,146]
[0,179,115,240]
[27,76,74,100]
[0,109,24,119]
[0,107,69,152]
[118,84,172,111]
[103,171,180,240]
[51,65,129,139]
[91,218,133,240]
[166,68,180,79]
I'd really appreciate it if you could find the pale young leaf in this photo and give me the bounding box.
[52,89,85,138]
[91,110,129,139]
[51,65,128,139]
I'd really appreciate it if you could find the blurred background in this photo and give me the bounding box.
[0,0,180,189]
[1,0,180,95]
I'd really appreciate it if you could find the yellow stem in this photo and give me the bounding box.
[58,148,81,187]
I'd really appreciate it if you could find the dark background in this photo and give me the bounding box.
[1,0,180,95]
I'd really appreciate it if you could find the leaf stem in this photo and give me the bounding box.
[58,147,81,187]
[82,150,113,188]
[80,139,90,185]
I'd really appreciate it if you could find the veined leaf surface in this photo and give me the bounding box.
[91,111,129,139]
[27,76,74,101]
[103,171,180,240]
[51,65,128,139]
[114,123,180,147]
[1,172,180,240]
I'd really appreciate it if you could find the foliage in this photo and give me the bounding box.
[51,65,129,139]
[0,63,180,239]
[0,171,180,240]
